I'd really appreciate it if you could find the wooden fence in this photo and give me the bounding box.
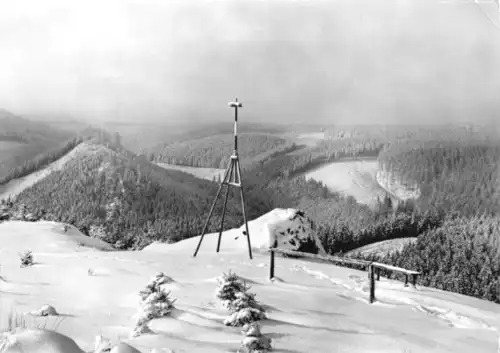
[268,248,421,304]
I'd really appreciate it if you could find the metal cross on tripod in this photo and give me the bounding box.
[192,98,253,259]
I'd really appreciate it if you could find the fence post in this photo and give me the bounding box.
[369,264,375,303]
[412,274,417,287]
[269,249,275,280]
[376,268,380,281]
[404,274,408,287]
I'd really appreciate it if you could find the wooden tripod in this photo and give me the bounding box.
[192,98,252,259]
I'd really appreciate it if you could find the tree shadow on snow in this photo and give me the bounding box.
[56,313,77,318]
[28,313,77,319]
[269,276,285,283]
[88,272,110,277]
[236,275,264,286]
[289,308,349,318]
[0,290,30,296]
[266,332,291,339]
[271,349,306,353]
[261,303,284,313]
[262,318,377,336]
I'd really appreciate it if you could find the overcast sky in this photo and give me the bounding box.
[1,0,500,125]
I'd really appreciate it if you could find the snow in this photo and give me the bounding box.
[305,159,391,208]
[156,163,225,181]
[376,170,421,201]
[0,216,499,352]
[0,329,86,353]
[145,208,323,255]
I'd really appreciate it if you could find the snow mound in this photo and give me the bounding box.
[94,336,143,353]
[263,209,326,254]
[28,304,58,317]
[110,342,142,353]
[0,220,499,352]
[143,208,325,255]
[0,329,85,353]
[0,221,114,253]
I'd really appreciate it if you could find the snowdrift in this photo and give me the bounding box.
[143,208,325,255]
[0,215,498,352]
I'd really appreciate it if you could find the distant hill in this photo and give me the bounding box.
[0,109,75,178]
[0,109,70,142]
[104,121,292,153]
[144,133,293,169]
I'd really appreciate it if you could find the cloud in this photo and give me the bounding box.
[0,0,500,124]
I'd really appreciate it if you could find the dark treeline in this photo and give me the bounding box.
[324,123,498,145]
[310,202,442,254]
[349,216,500,304]
[335,134,500,303]
[284,138,381,178]
[148,132,383,179]
[378,140,500,217]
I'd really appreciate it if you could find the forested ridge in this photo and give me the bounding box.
[145,133,291,168]
[0,127,125,185]
[12,142,270,249]
[125,122,291,155]
[350,216,500,303]
[242,128,500,304]
[378,140,500,216]
[341,134,500,304]
[146,131,382,177]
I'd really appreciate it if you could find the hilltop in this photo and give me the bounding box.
[0,217,499,352]
[3,139,278,249]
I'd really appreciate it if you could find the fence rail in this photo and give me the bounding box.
[268,248,421,304]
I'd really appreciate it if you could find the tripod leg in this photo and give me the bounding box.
[236,160,252,260]
[193,162,231,257]
[217,161,233,253]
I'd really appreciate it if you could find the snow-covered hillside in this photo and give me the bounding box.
[0,215,499,352]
